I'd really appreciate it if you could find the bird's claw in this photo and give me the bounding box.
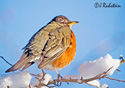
[57,74,63,79]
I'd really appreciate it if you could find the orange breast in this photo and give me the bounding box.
[52,31,76,69]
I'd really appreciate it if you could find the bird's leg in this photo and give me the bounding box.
[54,68,63,79]
[57,73,63,79]
[54,68,66,86]
[41,69,46,80]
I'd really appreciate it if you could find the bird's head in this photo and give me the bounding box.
[52,15,79,27]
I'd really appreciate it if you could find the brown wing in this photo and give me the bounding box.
[5,27,50,73]
[5,22,71,72]
[38,26,71,69]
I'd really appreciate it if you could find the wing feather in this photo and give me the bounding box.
[38,26,71,69]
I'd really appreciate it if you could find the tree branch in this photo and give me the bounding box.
[34,67,112,88]
[120,59,125,65]
[119,55,125,65]
[0,55,125,88]
[0,56,13,66]
[105,76,125,82]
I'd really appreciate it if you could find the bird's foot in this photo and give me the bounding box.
[41,69,46,80]
[55,74,63,87]
[57,73,63,79]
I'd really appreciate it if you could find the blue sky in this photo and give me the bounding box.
[0,0,125,88]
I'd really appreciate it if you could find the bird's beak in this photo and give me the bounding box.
[68,21,79,26]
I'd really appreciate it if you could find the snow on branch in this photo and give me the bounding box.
[79,54,120,78]
[0,54,125,88]
[0,71,31,88]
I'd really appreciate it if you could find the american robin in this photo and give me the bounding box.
[5,15,78,74]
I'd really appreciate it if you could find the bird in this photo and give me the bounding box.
[5,15,78,75]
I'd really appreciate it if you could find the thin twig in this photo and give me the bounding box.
[29,84,32,88]
[0,56,13,66]
[105,76,125,82]
[119,55,125,65]
[120,59,125,65]
[116,69,121,72]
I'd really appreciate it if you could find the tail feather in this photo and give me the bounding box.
[5,54,30,73]
[22,62,34,71]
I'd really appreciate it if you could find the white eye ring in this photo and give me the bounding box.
[65,20,67,23]
[60,19,64,23]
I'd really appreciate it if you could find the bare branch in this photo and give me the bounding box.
[29,84,32,88]
[120,59,125,65]
[105,76,125,82]
[119,55,125,65]
[0,56,13,66]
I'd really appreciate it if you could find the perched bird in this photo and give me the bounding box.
[5,15,78,74]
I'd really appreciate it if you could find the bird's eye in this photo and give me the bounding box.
[57,18,68,24]
[56,17,64,23]
[65,20,67,23]
[60,19,64,23]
